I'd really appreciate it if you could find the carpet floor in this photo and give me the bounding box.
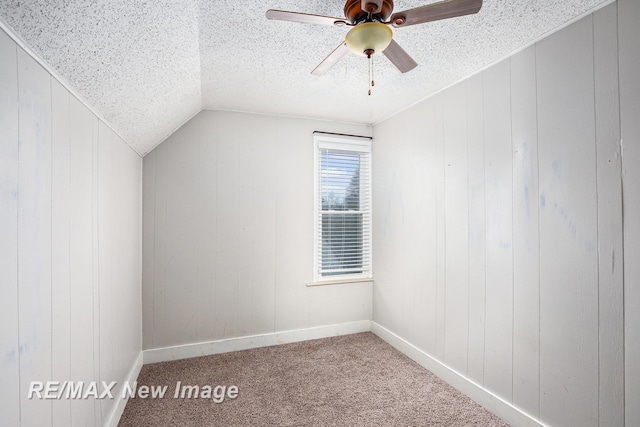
[119,332,509,426]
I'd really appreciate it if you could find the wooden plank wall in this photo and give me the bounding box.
[0,28,142,426]
[593,5,623,426]
[510,45,540,418]
[372,3,630,425]
[17,43,53,427]
[619,0,640,425]
[537,15,598,426]
[466,72,486,385]
[483,59,514,402]
[51,77,72,426]
[142,111,373,349]
[443,82,470,375]
[0,25,21,427]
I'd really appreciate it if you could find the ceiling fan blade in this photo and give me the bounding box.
[383,39,418,73]
[390,0,482,27]
[266,9,348,26]
[311,42,351,75]
[361,0,384,14]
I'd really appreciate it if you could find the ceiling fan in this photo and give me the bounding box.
[266,0,483,89]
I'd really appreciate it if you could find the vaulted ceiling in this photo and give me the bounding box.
[0,0,609,155]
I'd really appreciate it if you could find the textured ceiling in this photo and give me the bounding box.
[0,0,610,155]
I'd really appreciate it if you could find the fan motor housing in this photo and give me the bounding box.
[344,0,394,24]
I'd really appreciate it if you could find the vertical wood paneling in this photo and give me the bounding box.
[593,4,624,426]
[143,111,371,348]
[17,47,53,427]
[537,16,599,426]
[2,28,142,427]
[399,174,415,340]
[371,112,402,334]
[195,113,218,341]
[374,101,429,341]
[377,106,419,339]
[108,132,142,405]
[443,82,469,374]
[274,118,313,331]
[400,116,420,340]
[237,119,254,337]
[68,97,96,426]
[618,0,640,424]
[482,59,513,401]
[126,140,143,362]
[410,100,438,354]
[215,112,240,338]
[466,72,486,385]
[91,116,101,426]
[51,79,72,427]
[98,121,114,421]
[246,117,277,335]
[152,142,168,347]
[142,150,156,349]
[165,117,200,345]
[371,7,629,427]
[371,113,404,335]
[0,29,20,427]
[433,94,446,361]
[510,45,540,417]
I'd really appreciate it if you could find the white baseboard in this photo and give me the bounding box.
[143,320,372,364]
[105,351,143,427]
[371,322,545,427]
[127,321,542,427]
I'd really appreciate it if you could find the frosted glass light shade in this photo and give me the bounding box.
[345,22,393,56]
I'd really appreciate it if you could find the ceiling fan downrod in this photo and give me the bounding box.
[344,0,394,24]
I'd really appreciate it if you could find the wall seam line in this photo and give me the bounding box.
[591,14,601,426]
[534,41,542,420]
[614,1,626,424]
[509,57,516,405]
[273,116,278,333]
[15,40,22,426]
[96,118,103,425]
[466,80,471,377]
[481,70,487,387]
[442,94,447,362]
[66,82,72,425]
[49,69,54,425]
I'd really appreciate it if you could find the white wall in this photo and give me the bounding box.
[142,110,373,349]
[373,2,637,426]
[0,28,142,426]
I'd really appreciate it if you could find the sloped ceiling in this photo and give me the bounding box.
[0,0,609,155]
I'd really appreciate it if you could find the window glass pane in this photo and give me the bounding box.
[320,151,360,211]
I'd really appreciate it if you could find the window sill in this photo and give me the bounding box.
[306,277,373,287]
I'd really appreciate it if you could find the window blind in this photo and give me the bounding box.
[314,136,371,281]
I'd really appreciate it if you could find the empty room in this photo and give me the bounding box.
[1,0,638,425]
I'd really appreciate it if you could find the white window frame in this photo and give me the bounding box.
[313,134,372,284]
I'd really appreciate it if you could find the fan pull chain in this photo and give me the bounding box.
[368,54,375,96]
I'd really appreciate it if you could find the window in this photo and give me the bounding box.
[313,134,372,283]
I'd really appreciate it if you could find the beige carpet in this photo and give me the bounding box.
[119,332,509,426]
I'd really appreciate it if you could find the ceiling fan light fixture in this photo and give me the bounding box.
[345,22,393,56]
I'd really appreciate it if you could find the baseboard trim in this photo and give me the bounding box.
[371,322,545,427]
[112,322,543,426]
[105,351,143,427]
[143,320,372,364]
